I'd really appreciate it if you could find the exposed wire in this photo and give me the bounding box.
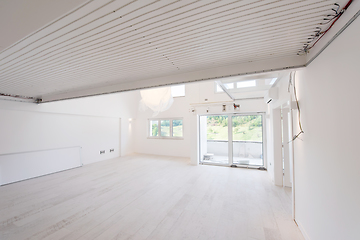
[291,72,304,141]
[287,74,292,93]
[299,0,353,54]
[0,92,42,103]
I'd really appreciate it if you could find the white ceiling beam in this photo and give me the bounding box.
[41,55,306,102]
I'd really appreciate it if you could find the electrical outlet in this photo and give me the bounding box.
[110,149,114,152]
[100,150,105,154]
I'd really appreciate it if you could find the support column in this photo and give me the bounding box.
[272,108,283,186]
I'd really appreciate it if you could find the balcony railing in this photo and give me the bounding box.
[203,140,263,166]
[207,140,262,158]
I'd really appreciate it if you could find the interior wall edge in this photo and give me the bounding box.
[296,219,311,240]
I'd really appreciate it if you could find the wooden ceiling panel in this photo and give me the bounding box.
[0,0,346,101]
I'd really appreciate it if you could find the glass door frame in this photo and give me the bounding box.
[199,112,267,168]
[199,114,230,166]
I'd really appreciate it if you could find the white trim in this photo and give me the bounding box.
[147,137,184,140]
[296,219,311,240]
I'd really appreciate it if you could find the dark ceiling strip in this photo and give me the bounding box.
[0,92,41,102]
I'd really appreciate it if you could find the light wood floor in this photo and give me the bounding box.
[0,154,304,240]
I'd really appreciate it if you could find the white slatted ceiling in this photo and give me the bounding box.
[0,0,337,99]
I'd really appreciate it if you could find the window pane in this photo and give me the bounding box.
[206,115,228,141]
[161,120,170,136]
[236,80,256,88]
[216,83,234,92]
[232,115,262,141]
[232,115,263,166]
[224,83,234,89]
[172,120,183,137]
[150,120,158,137]
[171,85,185,97]
[216,83,224,92]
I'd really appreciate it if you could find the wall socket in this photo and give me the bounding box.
[100,150,105,154]
[110,149,114,152]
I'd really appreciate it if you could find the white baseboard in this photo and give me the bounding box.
[296,219,311,240]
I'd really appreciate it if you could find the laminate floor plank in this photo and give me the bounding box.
[0,154,304,240]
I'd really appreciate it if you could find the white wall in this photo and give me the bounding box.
[273,17,360,240]
[0,91,139,164]
[266,73,294,185]
[0,109,119,164]
[134,81,267,163]
[134,86,192,158]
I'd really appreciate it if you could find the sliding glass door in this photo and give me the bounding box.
[232,115,263,166]
[199,113,264,167]
[199,115,229,165]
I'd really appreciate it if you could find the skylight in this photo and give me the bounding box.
[236,80,256,88]
[270,78,277,85]
[171,85,185,97]
[216,82,234,92]
[224,83,234,89]
[215,77,278,93]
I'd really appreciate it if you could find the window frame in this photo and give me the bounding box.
[214,80,258,93]
[148,118,184,139]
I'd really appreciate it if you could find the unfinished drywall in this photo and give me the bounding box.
[273,16,360,240]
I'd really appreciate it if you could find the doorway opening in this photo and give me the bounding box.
[199,113,265,168]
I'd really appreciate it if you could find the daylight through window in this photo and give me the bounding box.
[171,85,185,97]
[149,118,183,138]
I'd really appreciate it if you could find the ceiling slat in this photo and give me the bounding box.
[0,0,339,99]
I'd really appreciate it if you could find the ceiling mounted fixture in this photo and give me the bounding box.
[140,87,173,116]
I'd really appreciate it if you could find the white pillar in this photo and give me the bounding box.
[272,108,283,186]
[190,114,199,165]
[282,108,291,187]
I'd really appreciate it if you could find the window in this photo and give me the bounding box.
[161,120,170,137]
[236,80,256,88]
[265,78,277,85]
[149,118,183,138]
[149,120,158,137]
[215,77,278,93]
[216,84,224,92]
[224,82,234,89]
[216,82,234,92]
[171,85,185,97]
[172,119,183,137]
